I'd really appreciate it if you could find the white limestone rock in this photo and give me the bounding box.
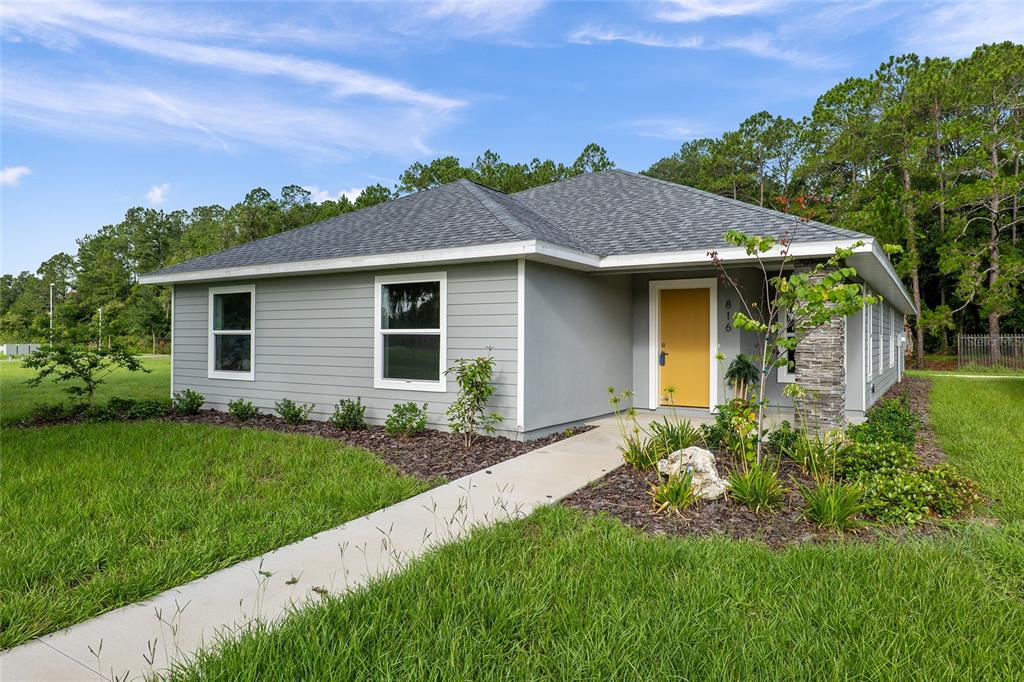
[656,446,729,500]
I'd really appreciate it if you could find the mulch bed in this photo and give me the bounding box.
[564,376,960,547]
[563,450,851,547]
[164,410,592,482]
[879,376,947,467]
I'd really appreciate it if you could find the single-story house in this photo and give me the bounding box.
[140,170,913,439]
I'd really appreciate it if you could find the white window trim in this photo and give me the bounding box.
[777,307,797,384]
[647,278,719,411]
[373,271,447,393]
[208,284,255,381]
[876,304,883,376]
[889,306,895,368]
[866,295,873,380]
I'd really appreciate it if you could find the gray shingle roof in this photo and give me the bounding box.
[147,179,576,276]
[146,169,866,278]
[513,169,863,255]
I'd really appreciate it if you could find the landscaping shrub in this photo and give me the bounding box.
[275,398,314,425]
[798,478,865,531]
[27,402,81,423]
[915,464,982,517]
[125,398,168,419]
[385,402,428,437]
[838,441,917,479]
[848,397,919,447]
[856,464,980,525]
[228,398,260,421]
[173,389,205,415]
[445,356,503,446]
[699,400,748,449]
[767,420,800,455]
[330,398,367,430]
[727,460,786,512]
[649,470,698,514]
[648,417,701,458]
[621,433,660,470]
[783,430,843,479]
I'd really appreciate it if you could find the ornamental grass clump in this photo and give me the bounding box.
[650,469,698,514]
[783,429,844,479]
[728,459,787,512]
[798,478,866,531]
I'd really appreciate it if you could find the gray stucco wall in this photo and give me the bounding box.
[171,262,520,436]
[522,261,632,436]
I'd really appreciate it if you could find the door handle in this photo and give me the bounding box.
[659,351,669,366]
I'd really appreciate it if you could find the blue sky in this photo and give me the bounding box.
[2,0,1021,275]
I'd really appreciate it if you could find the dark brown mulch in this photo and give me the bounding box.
[563,455,845,547]
[164,410,592,482]
[880,376,947,467]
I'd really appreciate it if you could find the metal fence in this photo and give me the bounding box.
[957,334,1024,370]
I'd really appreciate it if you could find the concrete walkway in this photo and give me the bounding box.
[1,422,624,681]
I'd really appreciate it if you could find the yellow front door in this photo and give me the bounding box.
[659,288,710,407]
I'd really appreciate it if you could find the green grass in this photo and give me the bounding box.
[0,421,431,649]
[176,378,1024,680]
[0,356,170,424]
[929,376,1024,522]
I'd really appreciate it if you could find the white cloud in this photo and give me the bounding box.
[145,183,170,205]
[626,118,702,140]
[0,3,462,111]
[901,0,1024,57]
[719,32,834,68]
[653,0,786,23]
[0,165,32,186]
[2,71,443,158]
[567,24,829,68]
[568,25,703,49]
[302,186,365,203]
[420,0,546,35]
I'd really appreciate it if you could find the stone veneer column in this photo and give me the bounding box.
[793,270,847,432]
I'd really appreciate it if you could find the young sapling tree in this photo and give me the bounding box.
[710,229,894,462]
[23,343,149,406]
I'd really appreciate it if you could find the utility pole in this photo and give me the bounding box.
[49,283,54,342]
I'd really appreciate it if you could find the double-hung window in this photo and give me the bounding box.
[374,273,447,392]
[208,284,255,380]
[777,307,797,384]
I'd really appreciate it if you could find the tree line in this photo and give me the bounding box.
[2,42,1021,366]
[645,42,1023,364]
[0,144,614,351]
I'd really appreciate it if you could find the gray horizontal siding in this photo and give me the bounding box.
[172,262,519,436]
[865,297,900,408]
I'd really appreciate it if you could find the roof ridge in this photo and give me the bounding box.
[614,168,865,241]
[511,168,622,198]
[459,179,601,253]
[456,179,532,241]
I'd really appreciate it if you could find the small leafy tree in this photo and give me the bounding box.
[23,343,148,406]
[445,356,503,446]
[710,229,887,462]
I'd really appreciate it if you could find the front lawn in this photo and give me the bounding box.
[929,376,1024,521]
[0,355,170,425]
[0,421,431,649]
[176,377,1024,679]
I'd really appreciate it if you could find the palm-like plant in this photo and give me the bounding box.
[725,354,761,400]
